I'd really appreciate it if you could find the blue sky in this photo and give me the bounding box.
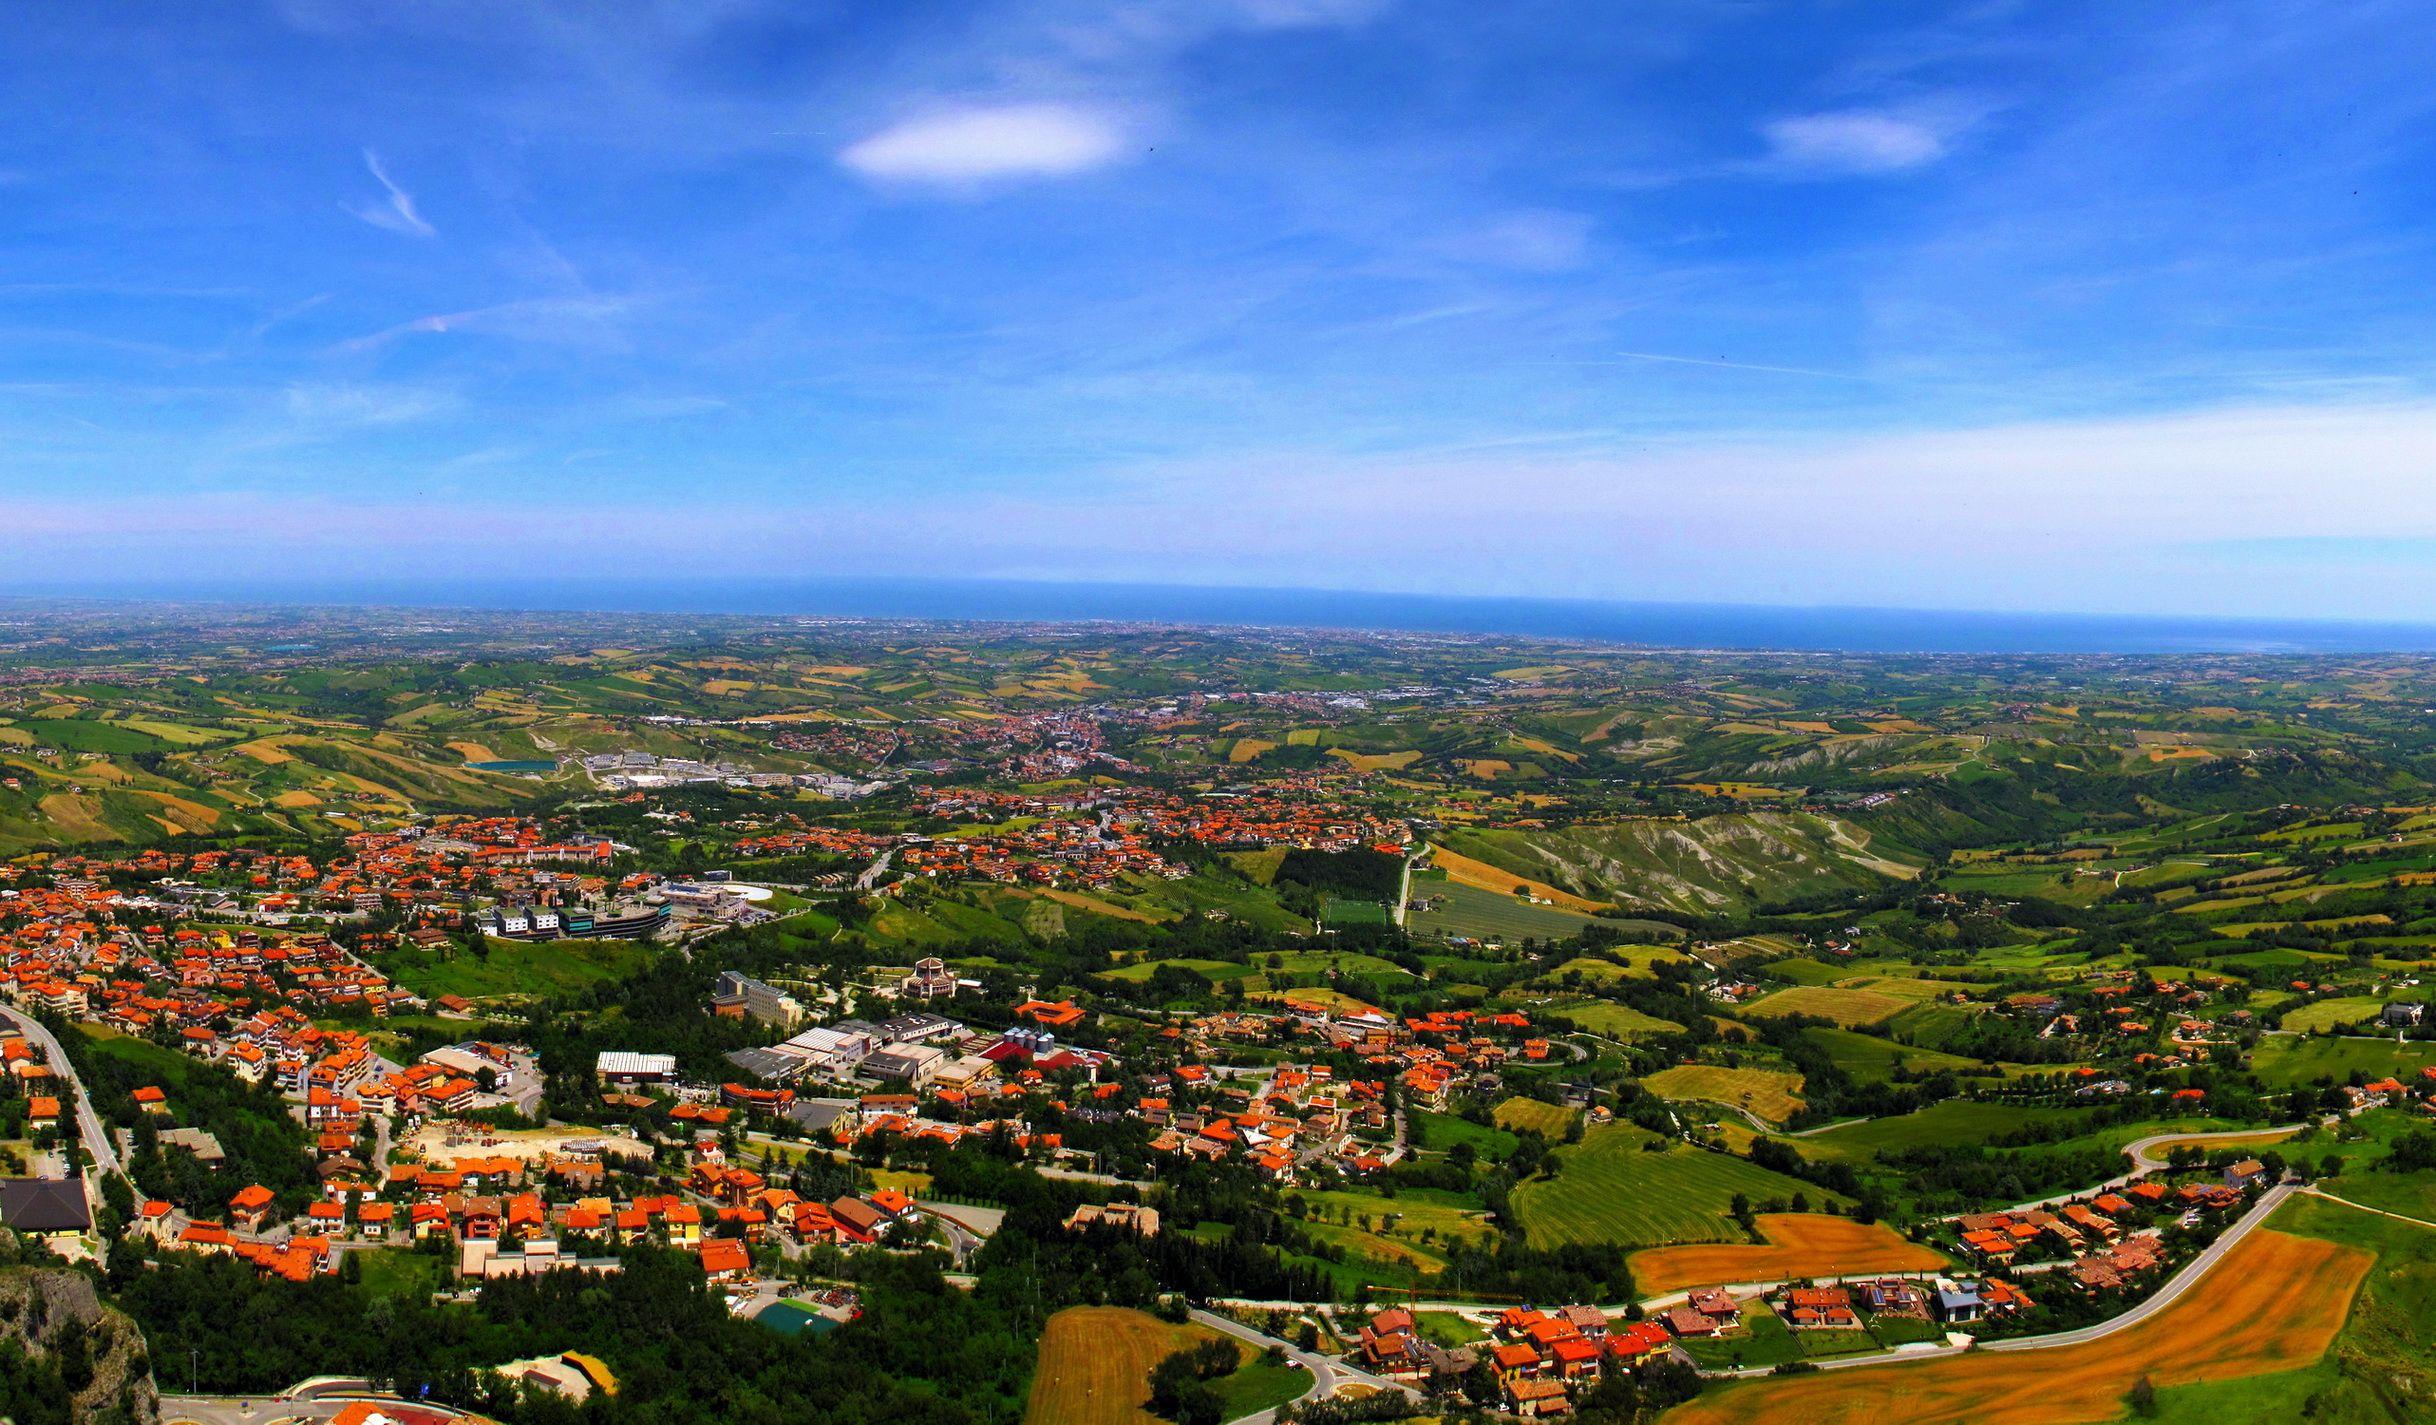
[5,0,2436,617]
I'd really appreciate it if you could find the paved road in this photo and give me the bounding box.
[0,1004,121,1182]
[161,1392,475,1425]
[1980,1181,2297,1352]
[1707,1179,2301,1379]
[1971,1119,2316,1216]
[1221,1179,2305,1386]
[1190,1306,1418,1425]
[2121,1124,2302,1173]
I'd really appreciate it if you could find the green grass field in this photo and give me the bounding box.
[2275,997,2391,1033]
[1096,956,1256,983]
[1545,998,1686,1040]
[1407,876,1604,942]
[2252,1035,2435,1089]
[1763,956,1862,986]
[1798,1101,2090,1162]
[1643,1064,1807,1126]
[380,935,654,1001]
[1800,1026,1995,1083]
[1511,1123,1839,1249]
[1492,1097,1580,1137]
[1411,1109,1521,1160]
[1743,983,1914,1026]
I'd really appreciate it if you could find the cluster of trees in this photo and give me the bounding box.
[109,1239,1037,1424]
[43,1013,316,1211]
[1145,1337,1239,1425]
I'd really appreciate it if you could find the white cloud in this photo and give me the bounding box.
[343,149,436,236]
[1233,0,1391,28]
[281,381,454,428]
[1437,210,1594,272]
[839,104,1128,185]
[332,295,637,354]
[1762,111,1948,175]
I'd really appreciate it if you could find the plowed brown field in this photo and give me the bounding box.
[1665,1227,2370,1425]
[1631,1213,1947,1295]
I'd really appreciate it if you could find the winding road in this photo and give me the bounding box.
[0,1004,121,1182]
[1710,1179,2301,1377]
[1190,1306,1419,1425]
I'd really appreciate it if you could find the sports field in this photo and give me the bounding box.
[1512,1124,1837,1250]
[1664,1228,2369,1425]
[1742,984,1913,1027]
[1642,1064,1806,1126]
[1629,1213,1947,1295]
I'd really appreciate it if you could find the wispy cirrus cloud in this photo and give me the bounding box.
[839,104,1130,185]
[343,149,436,236]
[1434,210,1596,272]
[1761,110,1951,175]
[332,295,637,354]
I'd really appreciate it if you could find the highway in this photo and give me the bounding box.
[0,1003,122,1182]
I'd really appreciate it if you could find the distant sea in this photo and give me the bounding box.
[20,575,2436,655]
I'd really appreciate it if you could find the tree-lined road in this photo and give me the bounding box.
[0,1003,121,1181]
[1190,1306,1418,1425]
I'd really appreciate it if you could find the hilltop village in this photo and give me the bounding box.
[1,617,2435,1425]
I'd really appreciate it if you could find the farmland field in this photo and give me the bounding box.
[1629,1213,1948,1295]
[1641,1064,1806,1126]
[1425,842,1612,913]
[1545,999,1686,1040]
[1664,1227,2370,1425]
[1407,876,1603,942]
[1512,1124,1839,1250]
[1742,984,1913,1027]
[2274,996,2390,1033]
[1289,1187,1495,1282]
[2251,1035,2436,1089]
[1023,1306,1305,1425]
[1492,1097,1580,1137]
[1800,1027,1995,1083]
[1799,1101,2090,1162]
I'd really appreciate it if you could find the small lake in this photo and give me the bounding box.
[466,759,558,773]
